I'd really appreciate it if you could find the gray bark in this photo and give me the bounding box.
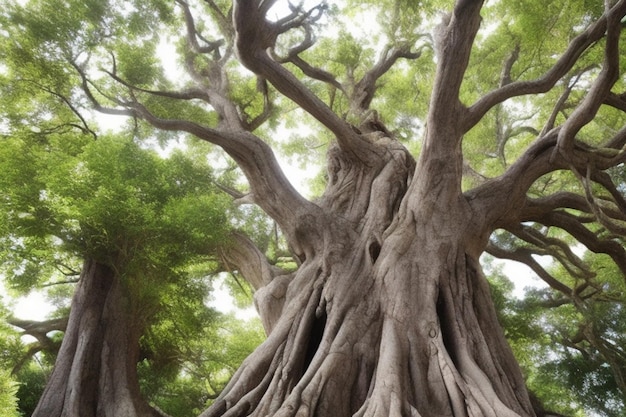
[32,259,164,417]
[203,129,536,416]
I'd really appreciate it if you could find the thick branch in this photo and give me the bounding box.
[555,1,626,156]
[232,0,383,160]
[510,225,594,281]
[540,66,596,136]
[219,232,284,291]
[9,316,69,337]
[427,1,484,155]
[466,130,563,228]
[74,56,315,243]
[532,210,626,277]
[468,120,626,232]
[465,4,624,130]
[8,316,69,373]
[128,103,312,233]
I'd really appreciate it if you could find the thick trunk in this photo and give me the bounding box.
[202,138,537,417]
[33,258,162,417]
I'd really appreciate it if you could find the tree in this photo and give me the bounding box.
[0,126,233,415]
[2,0,626,416]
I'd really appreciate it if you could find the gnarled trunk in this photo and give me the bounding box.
[33,258,163,417]
[203,135,537,417]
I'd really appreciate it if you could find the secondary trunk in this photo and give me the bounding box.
[202,137,537,417]
[32,258,162,417]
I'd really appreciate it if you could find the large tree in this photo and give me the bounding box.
[2,0,626,416]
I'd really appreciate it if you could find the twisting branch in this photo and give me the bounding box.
[605,91,626,112]
[271,22,345,93]
[8,316,69,374]
[350,43,424,118]
[219,232,284,291]
[232,0,384,161]
[470,116,626,231]
[465,1,626,131]
[70,60,134,118]
[102,69,213,102]
[176,0,225,54]
[274,1,327,33]
[486,241,573,295]
[524,209,626,277]
[21,80,98,139]
[510,224,594,281]
[577,165,626,236]
[540,66,597,136]
[555,1,626,158]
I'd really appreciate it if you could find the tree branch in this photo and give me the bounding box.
[73,47,310,229]
[486,242,573,295]
[530,210,626,277]
[555,1,626,158]
[219,232,284,291]
[176,0,225,54]
[232,0,383,161]
[272,24,345,93]
[351,44,424,117]
[8,316,69,373]
[427,0,484,154]
[465,3,626,131]
[540,66,597,136]
[22,79,98,139]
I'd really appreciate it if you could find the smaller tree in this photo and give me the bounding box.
[0,127,236,416]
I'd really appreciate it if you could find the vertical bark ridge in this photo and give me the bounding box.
[202,133,538,417]
[33,259,163,417]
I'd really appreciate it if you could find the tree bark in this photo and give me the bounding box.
[32,258,164,417]
[201,132,537,417]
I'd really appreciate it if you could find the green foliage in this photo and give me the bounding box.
[0,130,232,296]
[0,302,21,416]
[483,259,586,416]
[0,369,20,417]
[14,363,48,417]
[139,314,265,417]
[485,251,626,417]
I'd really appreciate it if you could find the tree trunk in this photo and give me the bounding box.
[32,258,163,417]
[202,137,538,417]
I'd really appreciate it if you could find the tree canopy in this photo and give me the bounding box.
[1,0,626,416]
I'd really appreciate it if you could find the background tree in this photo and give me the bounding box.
[0,115,238,415]
[2,0,626,416]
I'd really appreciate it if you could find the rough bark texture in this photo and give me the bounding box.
[32,259,164,417]
[201,130,536,417]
